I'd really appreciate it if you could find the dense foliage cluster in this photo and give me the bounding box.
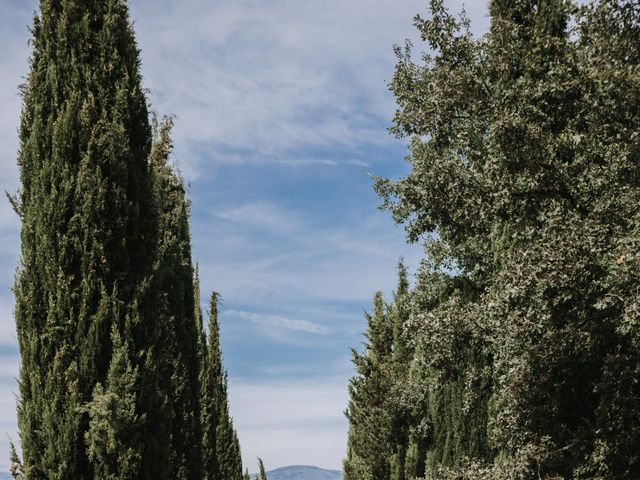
[345,0,640,478]
[11,1,243,478]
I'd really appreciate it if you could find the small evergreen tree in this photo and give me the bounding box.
[148,115,204,480]
[257,458,268,480]
[9,442,23,480]
[344,291,394,480]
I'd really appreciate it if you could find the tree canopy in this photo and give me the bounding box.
[346,0,640,478]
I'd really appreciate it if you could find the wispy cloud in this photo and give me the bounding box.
[200,152,372,169]
[226,309,332,336]
[129,0,441,179]
[212,202,301,235]
[196,202,422,307]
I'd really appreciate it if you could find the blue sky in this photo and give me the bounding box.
[0,0,490,471]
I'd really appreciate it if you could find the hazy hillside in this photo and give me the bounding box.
[265,465,342,480]
[0,467,343,480]
[0,466,344,480]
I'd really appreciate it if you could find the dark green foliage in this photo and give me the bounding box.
[14,1,155,477]
[404,271,494,476]
[13,1,241,478]
[216,387,244,480]
[201,292,244,480]
[348,0,640,478]
[344,264,411,480]
[343,292,392,480]
[148,116,204,480]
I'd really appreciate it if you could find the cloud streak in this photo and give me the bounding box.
[226,309,332,336]
[213,202,301,235]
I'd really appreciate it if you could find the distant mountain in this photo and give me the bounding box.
[0,466,342,480]
[265,465,342,480]
[0,466,344,480]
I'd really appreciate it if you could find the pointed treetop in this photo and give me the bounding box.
[257,458,268,480]
[363,291,392,362]
[207,291,223,356]
[209,291,221,319]
[395,258,409,298]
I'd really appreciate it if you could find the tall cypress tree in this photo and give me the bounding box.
[201,292,244,480]
[387,261,412,480]
[344,263,429,480]
[147,116,204,480]
[215,373,243,480]
[13,1,156,478]
[344,291,394,480]
[11,1,218,478]
[200,291,220,480]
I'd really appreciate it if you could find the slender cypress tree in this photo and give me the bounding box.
[257,458,268,480]
[12,1,219,478]
[216,374,244,480]
[387,261,411,480]
[344,292,394,480]
[200,291,220,480]
[148,116,204,480]
[201,292,244,480]
[344,264,428,480]
[13,1,157,477]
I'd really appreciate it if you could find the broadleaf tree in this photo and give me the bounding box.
[345,0,640,478]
